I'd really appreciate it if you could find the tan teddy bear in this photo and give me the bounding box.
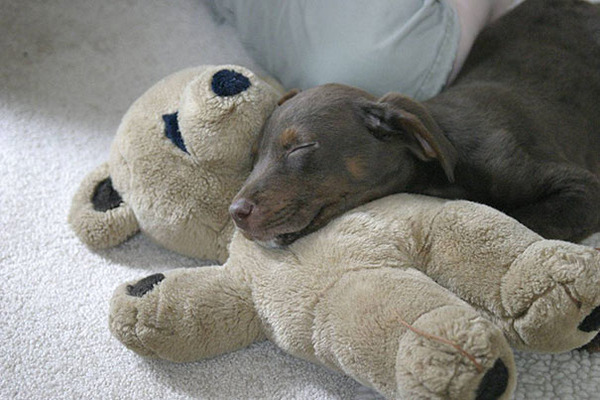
[110,194,600,400]
[68,65,283,262]
[95,68,600,400]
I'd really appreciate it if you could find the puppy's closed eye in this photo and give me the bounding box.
[287,142,318,157]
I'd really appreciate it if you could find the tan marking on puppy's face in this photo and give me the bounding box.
[345,156,367,180]
[279,127,298,149]
[277,88,300,106]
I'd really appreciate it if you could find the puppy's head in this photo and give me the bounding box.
[230,84,457,247]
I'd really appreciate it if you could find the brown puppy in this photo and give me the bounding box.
[231,0,600,247]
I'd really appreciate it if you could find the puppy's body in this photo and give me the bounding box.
[231,0,600,245]
[422,0,600,239]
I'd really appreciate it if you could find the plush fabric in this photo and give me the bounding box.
[2,0,600,399]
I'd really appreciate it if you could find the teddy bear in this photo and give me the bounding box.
[97,68,600,400]
[68,65,283,262]
[110,195,600,400]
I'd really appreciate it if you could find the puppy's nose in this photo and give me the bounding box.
[229,198,255,228]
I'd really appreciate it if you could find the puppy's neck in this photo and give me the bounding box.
[407,160,467,200]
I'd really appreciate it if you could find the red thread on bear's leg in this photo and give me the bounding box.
[394,311,485,373]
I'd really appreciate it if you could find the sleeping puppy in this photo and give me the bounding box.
[230,0,600,247]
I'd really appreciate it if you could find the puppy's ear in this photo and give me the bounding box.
[277,89,300,106]
[358,93,458,182]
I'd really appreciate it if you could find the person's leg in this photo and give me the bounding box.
[445,0,516,82]
[210,0,460,100]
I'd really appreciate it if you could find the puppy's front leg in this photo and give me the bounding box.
[508,164,600,242]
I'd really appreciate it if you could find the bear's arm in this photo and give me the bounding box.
[109,264,264,362]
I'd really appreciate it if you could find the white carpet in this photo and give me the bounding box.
[1,0,600,399]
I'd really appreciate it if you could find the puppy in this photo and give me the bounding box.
[230,0,600,247]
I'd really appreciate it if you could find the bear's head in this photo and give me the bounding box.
[69,65,283,262]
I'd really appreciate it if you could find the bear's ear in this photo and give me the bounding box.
[68,162,139,250]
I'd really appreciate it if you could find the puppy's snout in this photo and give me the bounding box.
[229,198,255,228]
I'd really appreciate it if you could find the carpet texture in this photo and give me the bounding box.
[1,0,600,399]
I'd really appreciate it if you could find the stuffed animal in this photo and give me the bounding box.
[110,195,600,400]
[68,65,283,262]
[103,69,600,400]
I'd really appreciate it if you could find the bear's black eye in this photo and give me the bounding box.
[162,112,188,153]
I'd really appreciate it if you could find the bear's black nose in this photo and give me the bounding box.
[211,69,251,97]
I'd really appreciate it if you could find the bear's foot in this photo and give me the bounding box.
[109,267,263,362]
[395,306,515,400]
[109,273,168,358]
[502,241,600,352]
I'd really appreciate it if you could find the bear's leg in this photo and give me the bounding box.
[422,200,600,352]
[499,241,600,352]
[312,268,515,400]
[109,265,264,362]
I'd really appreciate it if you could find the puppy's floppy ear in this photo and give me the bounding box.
[277,88,300,106]
[358,93,458,182]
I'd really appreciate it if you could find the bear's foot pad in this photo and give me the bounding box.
[127,273,165,297]
[475,359,509,400]
[579,306,600,332]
